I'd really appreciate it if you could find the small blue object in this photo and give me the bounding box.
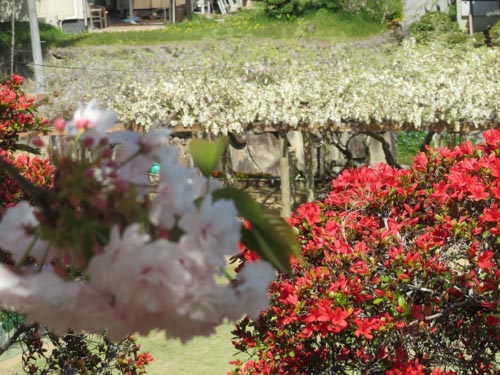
[150,163,160,175]
[122,16,140,23]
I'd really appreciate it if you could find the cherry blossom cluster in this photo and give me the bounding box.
[0,100,276,342]
[231,130,500,374]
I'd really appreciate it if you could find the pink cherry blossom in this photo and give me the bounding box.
[0,201,52,263]
[230,260,276,319]
[179,196,241,266]
[66,100,117,143]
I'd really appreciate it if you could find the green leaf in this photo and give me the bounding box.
[397,295,409,314]
[212,187,301,273]
[189,136,228,177]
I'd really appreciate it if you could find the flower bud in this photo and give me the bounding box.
[54,118,66,132]
[101,147,113,159]
[83,137,95,148]
[31,137,45,148]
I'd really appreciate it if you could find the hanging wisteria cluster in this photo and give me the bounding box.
[43,39,499,132]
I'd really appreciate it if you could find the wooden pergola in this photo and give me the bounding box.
[155,119,499,217]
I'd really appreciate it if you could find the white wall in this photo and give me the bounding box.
[0,0,85,26]
[403,0,450,25]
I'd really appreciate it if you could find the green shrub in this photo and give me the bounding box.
[472,31,487,47]
[263,0,402,22]
[489,19,500,47]
[396,131,427,166]
[0,22,77,53]
[409,11,467,45]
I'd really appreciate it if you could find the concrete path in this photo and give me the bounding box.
[91,23,167,32]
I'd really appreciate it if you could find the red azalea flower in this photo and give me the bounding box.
[478,251,494,271]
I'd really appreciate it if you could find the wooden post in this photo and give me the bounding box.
[279,133,292,218]
[27,0,45,93]
[318,138,325,177]
[302,131,315,202]
[222,143,235,186]
[289,148,297,209]
[185,0,193,19]
[10,0,15,76]
[468,0,474,35]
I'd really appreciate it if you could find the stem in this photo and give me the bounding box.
[15,234,38,267]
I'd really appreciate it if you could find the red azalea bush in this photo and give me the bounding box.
[0,74,53,216]
[0,74,49,150]
[0,149,54,216]
[231,130,500,374]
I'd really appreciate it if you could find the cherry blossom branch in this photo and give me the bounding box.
[11,143,41,155]
[0,322,37,356]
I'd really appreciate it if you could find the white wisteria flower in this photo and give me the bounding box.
[43,42,499,133]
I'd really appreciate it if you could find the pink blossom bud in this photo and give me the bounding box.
[31,137,45,147]
[75,118,89,130]
[115,180,129,193]
[159,229,170,239]
[62,254,72,266]
[106,160,117,170]
[83,137,95,148]
[54,118,66,132]
[101,147,113,159]
[78,256,87,269]
[90,193,107,210]
[99,137,109,146]
[83,169,94,178]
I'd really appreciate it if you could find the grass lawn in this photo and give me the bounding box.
[140,321,242,374]
[75,8,387,46]
[0,321,241,374]
[0,5,388,53]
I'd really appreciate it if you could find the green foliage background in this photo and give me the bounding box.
[263,0,402,22]
[409,11,468,45]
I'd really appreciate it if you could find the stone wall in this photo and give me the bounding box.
[403,0,450,26]
[169,131,397,176]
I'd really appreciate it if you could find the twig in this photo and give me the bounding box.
[12,143,41,155]
[0,322,37,356]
